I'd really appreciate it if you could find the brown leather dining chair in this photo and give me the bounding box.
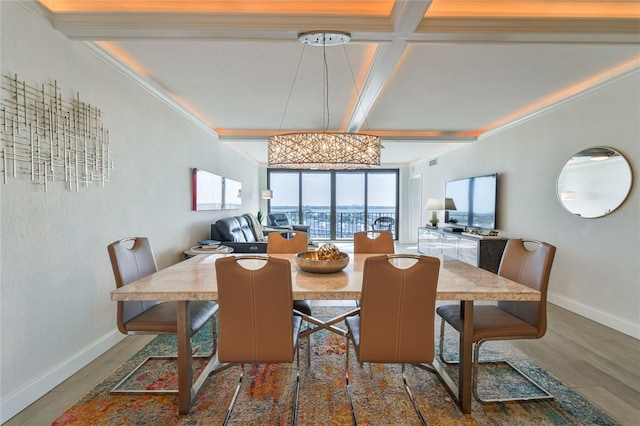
[353,231,395,254]
[213,255,302,425]
[267,231,312,319]
[267,231,312,362]
[437,238,557,403]
[107,237,219,393]
[345,254,441,426]
[352,231,395,308]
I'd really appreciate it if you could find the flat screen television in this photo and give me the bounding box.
[445,173,498,230]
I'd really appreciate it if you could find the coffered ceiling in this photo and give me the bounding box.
[32,0,640,165]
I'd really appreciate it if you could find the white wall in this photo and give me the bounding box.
[0,3,259,421]
[413,72,639,339]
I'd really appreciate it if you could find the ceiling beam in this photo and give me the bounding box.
[345,0,433,133]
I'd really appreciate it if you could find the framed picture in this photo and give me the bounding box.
[192,168,223,210]
[223,177,242,210]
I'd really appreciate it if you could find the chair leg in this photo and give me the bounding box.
[211,314,218,356]
[111,355,181,394]
[222,364,244,426]
[292,336,301,425]
[344,335,358,426]
[306,334,311,368]
[472,339,553,404]
[401,364,427,426]
[438,317,457,365]
[292,371,300,426]
[295,315,312,368]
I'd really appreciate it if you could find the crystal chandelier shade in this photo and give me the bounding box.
[268,132,381,169]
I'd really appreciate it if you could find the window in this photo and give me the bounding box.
[268,169,399,240]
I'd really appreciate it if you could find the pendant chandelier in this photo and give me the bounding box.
[268,31,381,169]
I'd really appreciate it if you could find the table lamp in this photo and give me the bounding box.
[425,198,444,227]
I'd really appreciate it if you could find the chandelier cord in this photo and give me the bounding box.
[268,31,381,169]
[323,40,330,133]
[277,44,307,134]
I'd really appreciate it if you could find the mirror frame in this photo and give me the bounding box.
[556,146,633,218]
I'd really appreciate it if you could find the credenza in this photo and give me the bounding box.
[417,227,507,274]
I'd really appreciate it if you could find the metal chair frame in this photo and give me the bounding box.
[437,239,555,404]
[438,323,553,403]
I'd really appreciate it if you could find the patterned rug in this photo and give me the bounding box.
[53,307,619,425]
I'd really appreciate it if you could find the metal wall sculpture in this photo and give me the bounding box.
[0,74,114,192]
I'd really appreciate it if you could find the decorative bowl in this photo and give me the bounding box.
[295,251,350,274]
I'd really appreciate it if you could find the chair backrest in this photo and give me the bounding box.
[358,254,440,364]
[373,216,395,231]
[353,231,395,254]
[267,212,290,227]
[497,239,556,338]
[215,256,295,363]
[107,237,160,334]
[267,231,308,254]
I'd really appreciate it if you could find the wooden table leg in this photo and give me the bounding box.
[459,300,474,413]
[177,301,193,415]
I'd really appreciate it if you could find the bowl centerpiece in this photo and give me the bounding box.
[295,243,349,273]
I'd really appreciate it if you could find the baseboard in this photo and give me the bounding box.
[548,292,640,340]
[0,329,125,424]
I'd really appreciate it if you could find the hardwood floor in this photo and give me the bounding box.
[5,303,638,425]
[512,304,640,426]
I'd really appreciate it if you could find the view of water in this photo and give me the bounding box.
[272,206,396,239]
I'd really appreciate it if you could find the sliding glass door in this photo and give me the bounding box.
[268,169,399,240]
[336,172,365,238]
[301,172,331,239]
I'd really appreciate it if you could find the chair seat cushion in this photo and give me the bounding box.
[293,299,312,316]
[437,304,539,342]
[125,301,218,335]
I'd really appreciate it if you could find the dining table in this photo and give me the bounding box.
[110,252,541,415]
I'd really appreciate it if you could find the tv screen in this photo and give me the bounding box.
[445,173,497,230]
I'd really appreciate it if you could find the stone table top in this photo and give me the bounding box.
[111,253,540,303]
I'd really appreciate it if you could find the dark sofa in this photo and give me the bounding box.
[210,214,267,253]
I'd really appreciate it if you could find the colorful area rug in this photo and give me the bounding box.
[53,307,619,425]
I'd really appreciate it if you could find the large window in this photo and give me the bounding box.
[267,169,399,240]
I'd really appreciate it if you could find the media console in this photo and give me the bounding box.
[417,227,507,274]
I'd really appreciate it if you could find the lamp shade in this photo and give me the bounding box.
[425,198,444,211]
[261,190,273,199]
[444,198,457,210]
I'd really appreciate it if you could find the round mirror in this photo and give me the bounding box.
[557,147,633,218]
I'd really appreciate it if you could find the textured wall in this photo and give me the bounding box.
[0,3,259,420]
[413,72,639,339]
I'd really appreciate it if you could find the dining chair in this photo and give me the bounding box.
[267,212,310,234]
[107,237,219,394]
[267,231,312,364]
[437,238,557,403]
[372,216,395,233]
[213,255,302,425]
[344,254,441,426]
[353,231,395,254]
[352,231,395,309]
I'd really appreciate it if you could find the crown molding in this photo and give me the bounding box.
[76,42,219,139]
